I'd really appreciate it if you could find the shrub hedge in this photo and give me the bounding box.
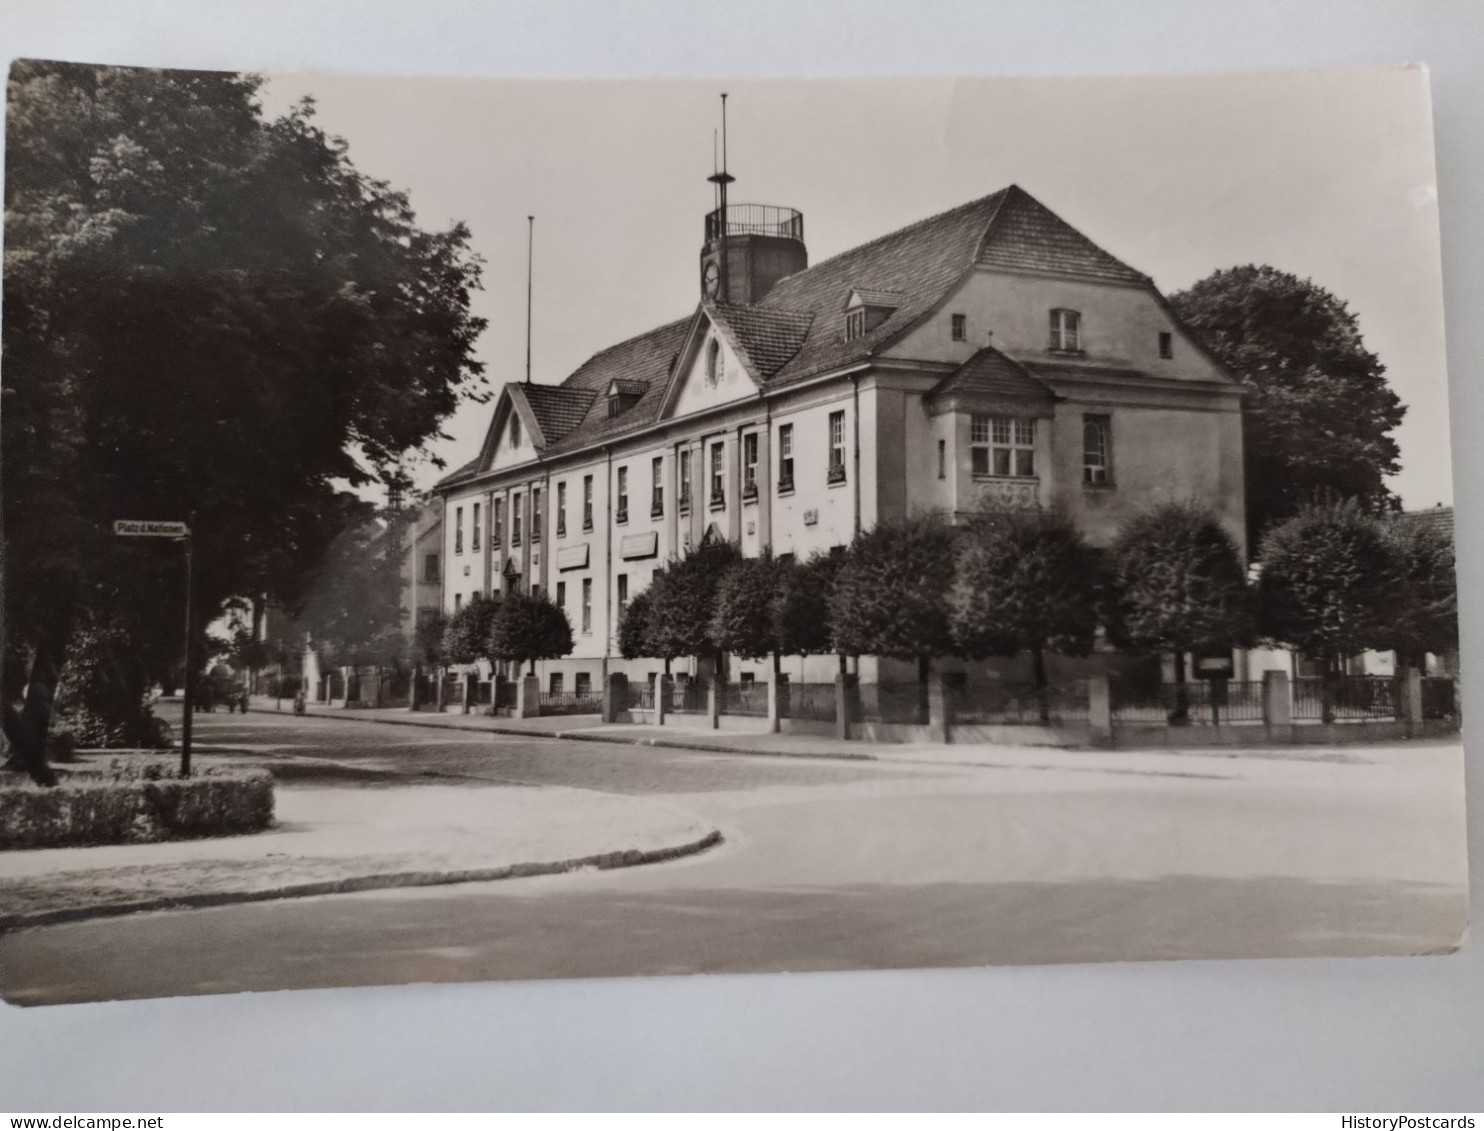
[1,760,275,849]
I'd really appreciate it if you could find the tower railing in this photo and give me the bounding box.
[705,203,804,243]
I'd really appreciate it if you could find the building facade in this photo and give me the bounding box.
[434,184,1246,689]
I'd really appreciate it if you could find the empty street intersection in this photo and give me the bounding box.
[0,711,1466,1005]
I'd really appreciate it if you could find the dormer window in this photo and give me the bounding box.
[843,289,902,343]
[607,378,647,418]
[1049,309,1082,353]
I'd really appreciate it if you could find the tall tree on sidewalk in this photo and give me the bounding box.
[1379,514,1458,674]
[831,514,958,725]
[949,510,1102,723]
[645,539,742,679]
[2,61,487,782]
[1168,265,1405,547]
[1109,504,1254,723]
[488,591,574,677]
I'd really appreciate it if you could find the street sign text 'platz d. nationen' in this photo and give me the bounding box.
[113,520,190,538]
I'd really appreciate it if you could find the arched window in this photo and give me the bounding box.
[706,338,722,385]
[1083,415,1111,485]
[509,411,521,448]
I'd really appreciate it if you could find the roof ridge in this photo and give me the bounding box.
[773,187,1010,284]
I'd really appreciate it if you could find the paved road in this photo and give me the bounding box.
[0,712,1467,1004]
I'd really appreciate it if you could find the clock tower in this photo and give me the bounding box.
[698,94,807,304]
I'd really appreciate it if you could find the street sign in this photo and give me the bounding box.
[114,520,189,537]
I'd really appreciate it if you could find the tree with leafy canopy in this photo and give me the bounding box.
[294,511,408,682]
[710,554,785,674]
[1255,500,1405,722]
[1109,504,1254,722]
[2,61,486,783]
[1380,515,1458,673]
[415,611,448,668]
[949,510,1102,723]
[441,596,499,667]
[645,539,743,677]
[617,586,656,663]
[1168,265,1405,547]
[772,551,843,667]
[831,514,958,724]
[489,591,574,676]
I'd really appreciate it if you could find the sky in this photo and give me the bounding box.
[259,67,1452,510]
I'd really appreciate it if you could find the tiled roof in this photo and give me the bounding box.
[1399,505,1454,542]
[927,346,1055,405]
[449,185,1161,478]
[977,189,1147,284]
[708,301,815,380]
[433,456,480,489]
[846,287,906,309]
[516,383,597,442]
[543,317,693,454]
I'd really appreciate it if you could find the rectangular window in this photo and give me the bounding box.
[549,672,564,695]
[651,456,664,517]
[575,672,592,698]
[971,415,1036,478]
[938,439,946,480]
[678,450,692,511]
[513,494,524,546]
[828,411,847,483]
[778,424,795,491]
[1158,331,1173,359]
[742,433,759,498]
[583,475,594,531]
[454,593,463,613]
[617,573,629,618]
[454,506,464,554]
[556,482,567,537]
[1049,308,1082,352]
[492,499,502,548]
[581,578,592,634]
[951,313,966,341]
[845,307,866,341]
[710,441,726,507]
[423,552,440,583]
[472,502,481,551]
[616,466,629,523]
[531,487,542,544]
[1083,415,1112,485]
[556,580,566,610]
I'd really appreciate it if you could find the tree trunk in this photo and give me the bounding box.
[2,638,61,787]
[1320,652,1336,725]
[917,654,931,726]
[1170,648,1190,725]
[664,655,672,676]
[1032,646,1050,725]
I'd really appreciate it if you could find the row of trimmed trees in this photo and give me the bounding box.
[435,591,575,681]
[616,501,1456,724]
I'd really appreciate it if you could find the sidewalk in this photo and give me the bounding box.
[1,777,719,929]
[247,696,1383,774]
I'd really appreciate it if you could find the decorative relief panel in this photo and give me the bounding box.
[976,477,1041,511]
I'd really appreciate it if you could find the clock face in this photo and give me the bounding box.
[702,260,720,299]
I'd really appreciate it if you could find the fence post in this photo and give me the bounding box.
[516,673,540,719]
[1402,666,1424,736]
[657,674,672,727]
[767,678,782,734]
[603,672,627,724]
[707,680,721,730]
[1088,675,1112,747]
[834,673,859,741]
[928,675,951,743]
[1263,670,1292,741]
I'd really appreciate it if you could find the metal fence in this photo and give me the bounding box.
[783,682,837,723]
[721,682,768,717]
[494,680,517,710]
[669,678,710,714]
[860,681,929,724]
[955,681,1089,725]
[624,681,656,712]
[1293,676,1398,721]
[539,689,603,715]
[1422,676,1457,720]
[1111,680,1265,725]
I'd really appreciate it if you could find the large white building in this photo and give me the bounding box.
[433,184,1246,691]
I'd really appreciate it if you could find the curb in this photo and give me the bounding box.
[0,829,724,933]
[247,705,879,763]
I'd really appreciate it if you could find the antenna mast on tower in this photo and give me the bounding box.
[706,93,735,303]
[525,215,534,384]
